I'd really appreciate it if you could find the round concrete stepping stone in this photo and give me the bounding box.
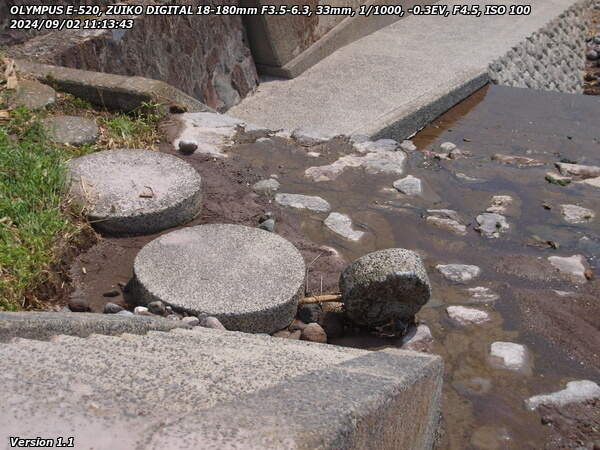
[9,80,56,109]
[132,224,305,333]
[68,149,202,236]
[42,115,99,145]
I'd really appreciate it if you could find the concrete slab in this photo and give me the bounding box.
[230,0,585,139]
[131,224,305,333]
[0,327,442,449]
[68,149,202,236]
[42,115,99,145]
[8,79,56,109]
[0,311,190,343]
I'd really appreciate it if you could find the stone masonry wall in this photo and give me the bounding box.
[488,0,591,94]
[5,0,258,111]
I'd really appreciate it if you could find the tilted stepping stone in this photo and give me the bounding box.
[131,224,306,333]
[68,149,202,236]
[42,115,99,145]
[8,80,56,110]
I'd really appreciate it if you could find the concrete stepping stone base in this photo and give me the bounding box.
[42,115,99,145]
[131,224,305,333]
[68,149,202,236]
[8,80,56,110]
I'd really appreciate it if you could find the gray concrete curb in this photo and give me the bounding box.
[149,348,443,449]
[0,312,191,342]
[369,70,490,140]
[14,59,215,113]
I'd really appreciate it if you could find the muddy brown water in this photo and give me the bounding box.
[229,85,600,449]
[71,85,600,448]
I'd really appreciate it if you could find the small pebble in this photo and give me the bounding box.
[147,301,166,316]
[182,316,200,326]
[68,298,90,312]
[103,302,124,314]
[301,323,327,343]
[116,310,134,316]
[134,306,152,316]
[102,289,120,298]
[258,218,275,232]
[201,316,226,330]
[178,140,198,155]
[440,142,457,152]
[272,330,291,338]
[587,50,599,61]
[288,330,302,340]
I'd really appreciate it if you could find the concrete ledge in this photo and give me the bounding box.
[0,326,442,449]
[150,348,443,449]
[14,59,215,113]
[0,312,190,342]
[369,70,490,140]
[259,0,439,79]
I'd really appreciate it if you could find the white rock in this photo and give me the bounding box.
[306,152,320,158]
[486,195,513,214]
[291,127,337,146]
[455,172,485,182]
[447,306,490,326]
[275,193,331,212]
[525,380,600,410]
[353,139,397,153]
[182,316,200,326]
[134,306,151,316]
[324,212,364,241]
[467,287,499,303]
[440,142,457,152]
[253,178,280,193]
[401,324,434,352]
[173,112,246,157]
[580,176,600,188]
[476,213,509,238]
[437,264,481,282]
[560,204,595,224]
[556,162,600,178]
[399,140,417,152]
[256,137,272,144]
[305,147,406,181]
[393,175,422,196]
[426,210,467,235]
[548,254,588,282]
[489,342,530,372]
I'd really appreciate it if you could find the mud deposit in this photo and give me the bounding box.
[70,85,599,448]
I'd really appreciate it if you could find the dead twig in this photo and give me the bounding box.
[299,294,342,304]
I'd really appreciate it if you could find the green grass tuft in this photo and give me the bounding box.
[0,108,78,309]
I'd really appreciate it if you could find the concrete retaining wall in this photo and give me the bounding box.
[488,0,591,94]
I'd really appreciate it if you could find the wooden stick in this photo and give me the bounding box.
[299,294,342,304]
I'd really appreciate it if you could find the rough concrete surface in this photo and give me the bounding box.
[0,328,443,449]
[340,248,431,327]
[68,149,203,236]
[15,59,215,113]
[42,115,99,145]
[0,311,190,342]
[131,224,306,333]
[8,79,56,109]
[230,0,585,139]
